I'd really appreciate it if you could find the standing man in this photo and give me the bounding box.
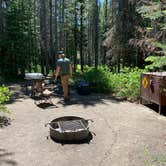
[55,51,72,101]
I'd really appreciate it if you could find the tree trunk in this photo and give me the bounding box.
[59,0,65,50]
[62,0,65,50]
[80,2,84,72]
[103,0,108,65]
[94,0,99,69]
[54,0,58,69]
[73,0,77,72]
[49,0,54,72]
[0,0,3,74]
[87,13,91,66]
[0,0,3,35]
[40,0,48,75]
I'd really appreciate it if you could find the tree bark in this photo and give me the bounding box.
[40,0,49,75]
[94,0,99,69]
[103,0,108,65]
[0,0,3,35]
[80,2,84,72]
[54,0,58,68]
[87,13,91,66]
[73,0,78,72]
[49,0,54,72]
[0,0,3,74]
[59,0,65,50]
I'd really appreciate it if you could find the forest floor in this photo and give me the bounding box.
[0,83,166,166]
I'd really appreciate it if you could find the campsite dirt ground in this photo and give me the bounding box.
[0,83,166,166]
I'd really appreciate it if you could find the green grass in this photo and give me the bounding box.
[144,148,166,166]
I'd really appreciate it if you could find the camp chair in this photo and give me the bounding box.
[34,80,53,105]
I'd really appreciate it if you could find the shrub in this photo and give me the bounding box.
[112,68,143,101]
[145,56,166,72]
[78,66,143,101]
[82,66,113,93]
[0,86,11,113]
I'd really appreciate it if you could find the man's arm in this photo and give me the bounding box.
[69,64,72,77]
[55,66,60,80]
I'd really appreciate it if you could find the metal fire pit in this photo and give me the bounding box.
[45,116,92,142]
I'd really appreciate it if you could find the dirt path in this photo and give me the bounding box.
[0,84,166,166]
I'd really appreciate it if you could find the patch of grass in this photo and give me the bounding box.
[144,148,166,166]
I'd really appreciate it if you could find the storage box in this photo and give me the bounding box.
[140,72,166,114]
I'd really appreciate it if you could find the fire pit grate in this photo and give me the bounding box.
[46,116,93,142]
[58,120,86,132]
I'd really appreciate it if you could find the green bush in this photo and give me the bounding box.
[145,56,166,71]
[78,66,143,101]
[0,86,11,113]
[112,68,143,101]
[82,66,113,93]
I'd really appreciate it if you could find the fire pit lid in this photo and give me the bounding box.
[25,73,43,80]
[57,119,87,132]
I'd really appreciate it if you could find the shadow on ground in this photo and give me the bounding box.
[7,82,165,115]
[36,102,59,109]
[7,82,28,104]
[0,116,11,127]
[57,94,116,108]
[50,132,94,145]
[144,104,166,116]
[0,149,17,166]
[6,82,123,108]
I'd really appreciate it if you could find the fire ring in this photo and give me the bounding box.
[45,116,93,142]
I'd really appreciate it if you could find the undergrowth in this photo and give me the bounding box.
[74,66,143,101]
[0,86,11,113]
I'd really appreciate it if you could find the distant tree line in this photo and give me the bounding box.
[0,0,165,77]
[0,0,101,77]
[103,0,166,72]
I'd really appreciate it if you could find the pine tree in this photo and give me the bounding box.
[94,0,99,68]
[3,0,36,76]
